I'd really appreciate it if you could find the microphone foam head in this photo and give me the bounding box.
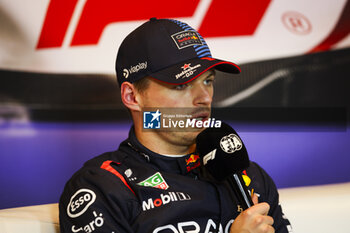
[196,122,250,181]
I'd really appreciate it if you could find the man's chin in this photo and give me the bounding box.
[177,129,203,145]
[157,130,198,148]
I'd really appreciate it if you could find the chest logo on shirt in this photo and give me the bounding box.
[242,170,251,187]
[142,192,191,211]
[138,172,169,190]
[186,154,201,172]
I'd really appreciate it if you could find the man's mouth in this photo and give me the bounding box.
[191,111,210,122]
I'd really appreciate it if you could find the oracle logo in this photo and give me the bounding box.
[37,0,271,49]
[153,219,235,233]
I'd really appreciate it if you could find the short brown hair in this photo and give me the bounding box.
[132,77,150,94]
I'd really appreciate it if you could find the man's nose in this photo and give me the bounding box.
[192,84,212,106]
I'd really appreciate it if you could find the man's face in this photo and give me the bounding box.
[137,70,215,148]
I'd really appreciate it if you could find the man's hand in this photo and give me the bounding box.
[230,194,275,233]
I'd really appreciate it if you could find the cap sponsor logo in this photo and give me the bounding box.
[171,30,203,49]
[175,63,201,79]
[123,69,129,78]
[138,172,169,190]
[123,61,147,78]
[220,134,243,153]
[67,188,96,218]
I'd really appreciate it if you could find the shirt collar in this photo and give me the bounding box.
[122,126,201,175]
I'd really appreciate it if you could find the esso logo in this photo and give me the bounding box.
[220,134,243,154]
[67,189,96,218]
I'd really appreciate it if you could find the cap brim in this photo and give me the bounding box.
[149,57,241,85]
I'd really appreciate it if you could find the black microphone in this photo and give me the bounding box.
[196,122,254,210]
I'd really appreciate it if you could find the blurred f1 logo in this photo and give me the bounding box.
[143,110,162,129]
[37,0,271,49]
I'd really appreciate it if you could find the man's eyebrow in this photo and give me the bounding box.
[204,70,216,79]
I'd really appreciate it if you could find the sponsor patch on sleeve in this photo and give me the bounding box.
[67,188,96,218]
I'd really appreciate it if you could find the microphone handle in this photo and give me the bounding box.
[228,173,254,210]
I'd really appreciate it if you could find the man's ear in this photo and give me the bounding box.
[120,82,142,111]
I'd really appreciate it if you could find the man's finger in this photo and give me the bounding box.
[252,193,259,205]
[246,202,270,216]
[262,215,274,226]
[259,224,275,233]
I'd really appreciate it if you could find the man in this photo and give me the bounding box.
[59,18,291,233]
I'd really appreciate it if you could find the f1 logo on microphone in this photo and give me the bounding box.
[220,134,242,153]
[203,149,217,165]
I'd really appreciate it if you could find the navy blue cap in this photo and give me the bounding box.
[115,18,240,87]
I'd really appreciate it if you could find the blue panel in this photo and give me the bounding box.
[0,122,131,209]
[237,126,350,188]
[0,122,349,209]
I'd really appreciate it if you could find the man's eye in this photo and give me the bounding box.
[204,79,214,85]
[174,84,188,90]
